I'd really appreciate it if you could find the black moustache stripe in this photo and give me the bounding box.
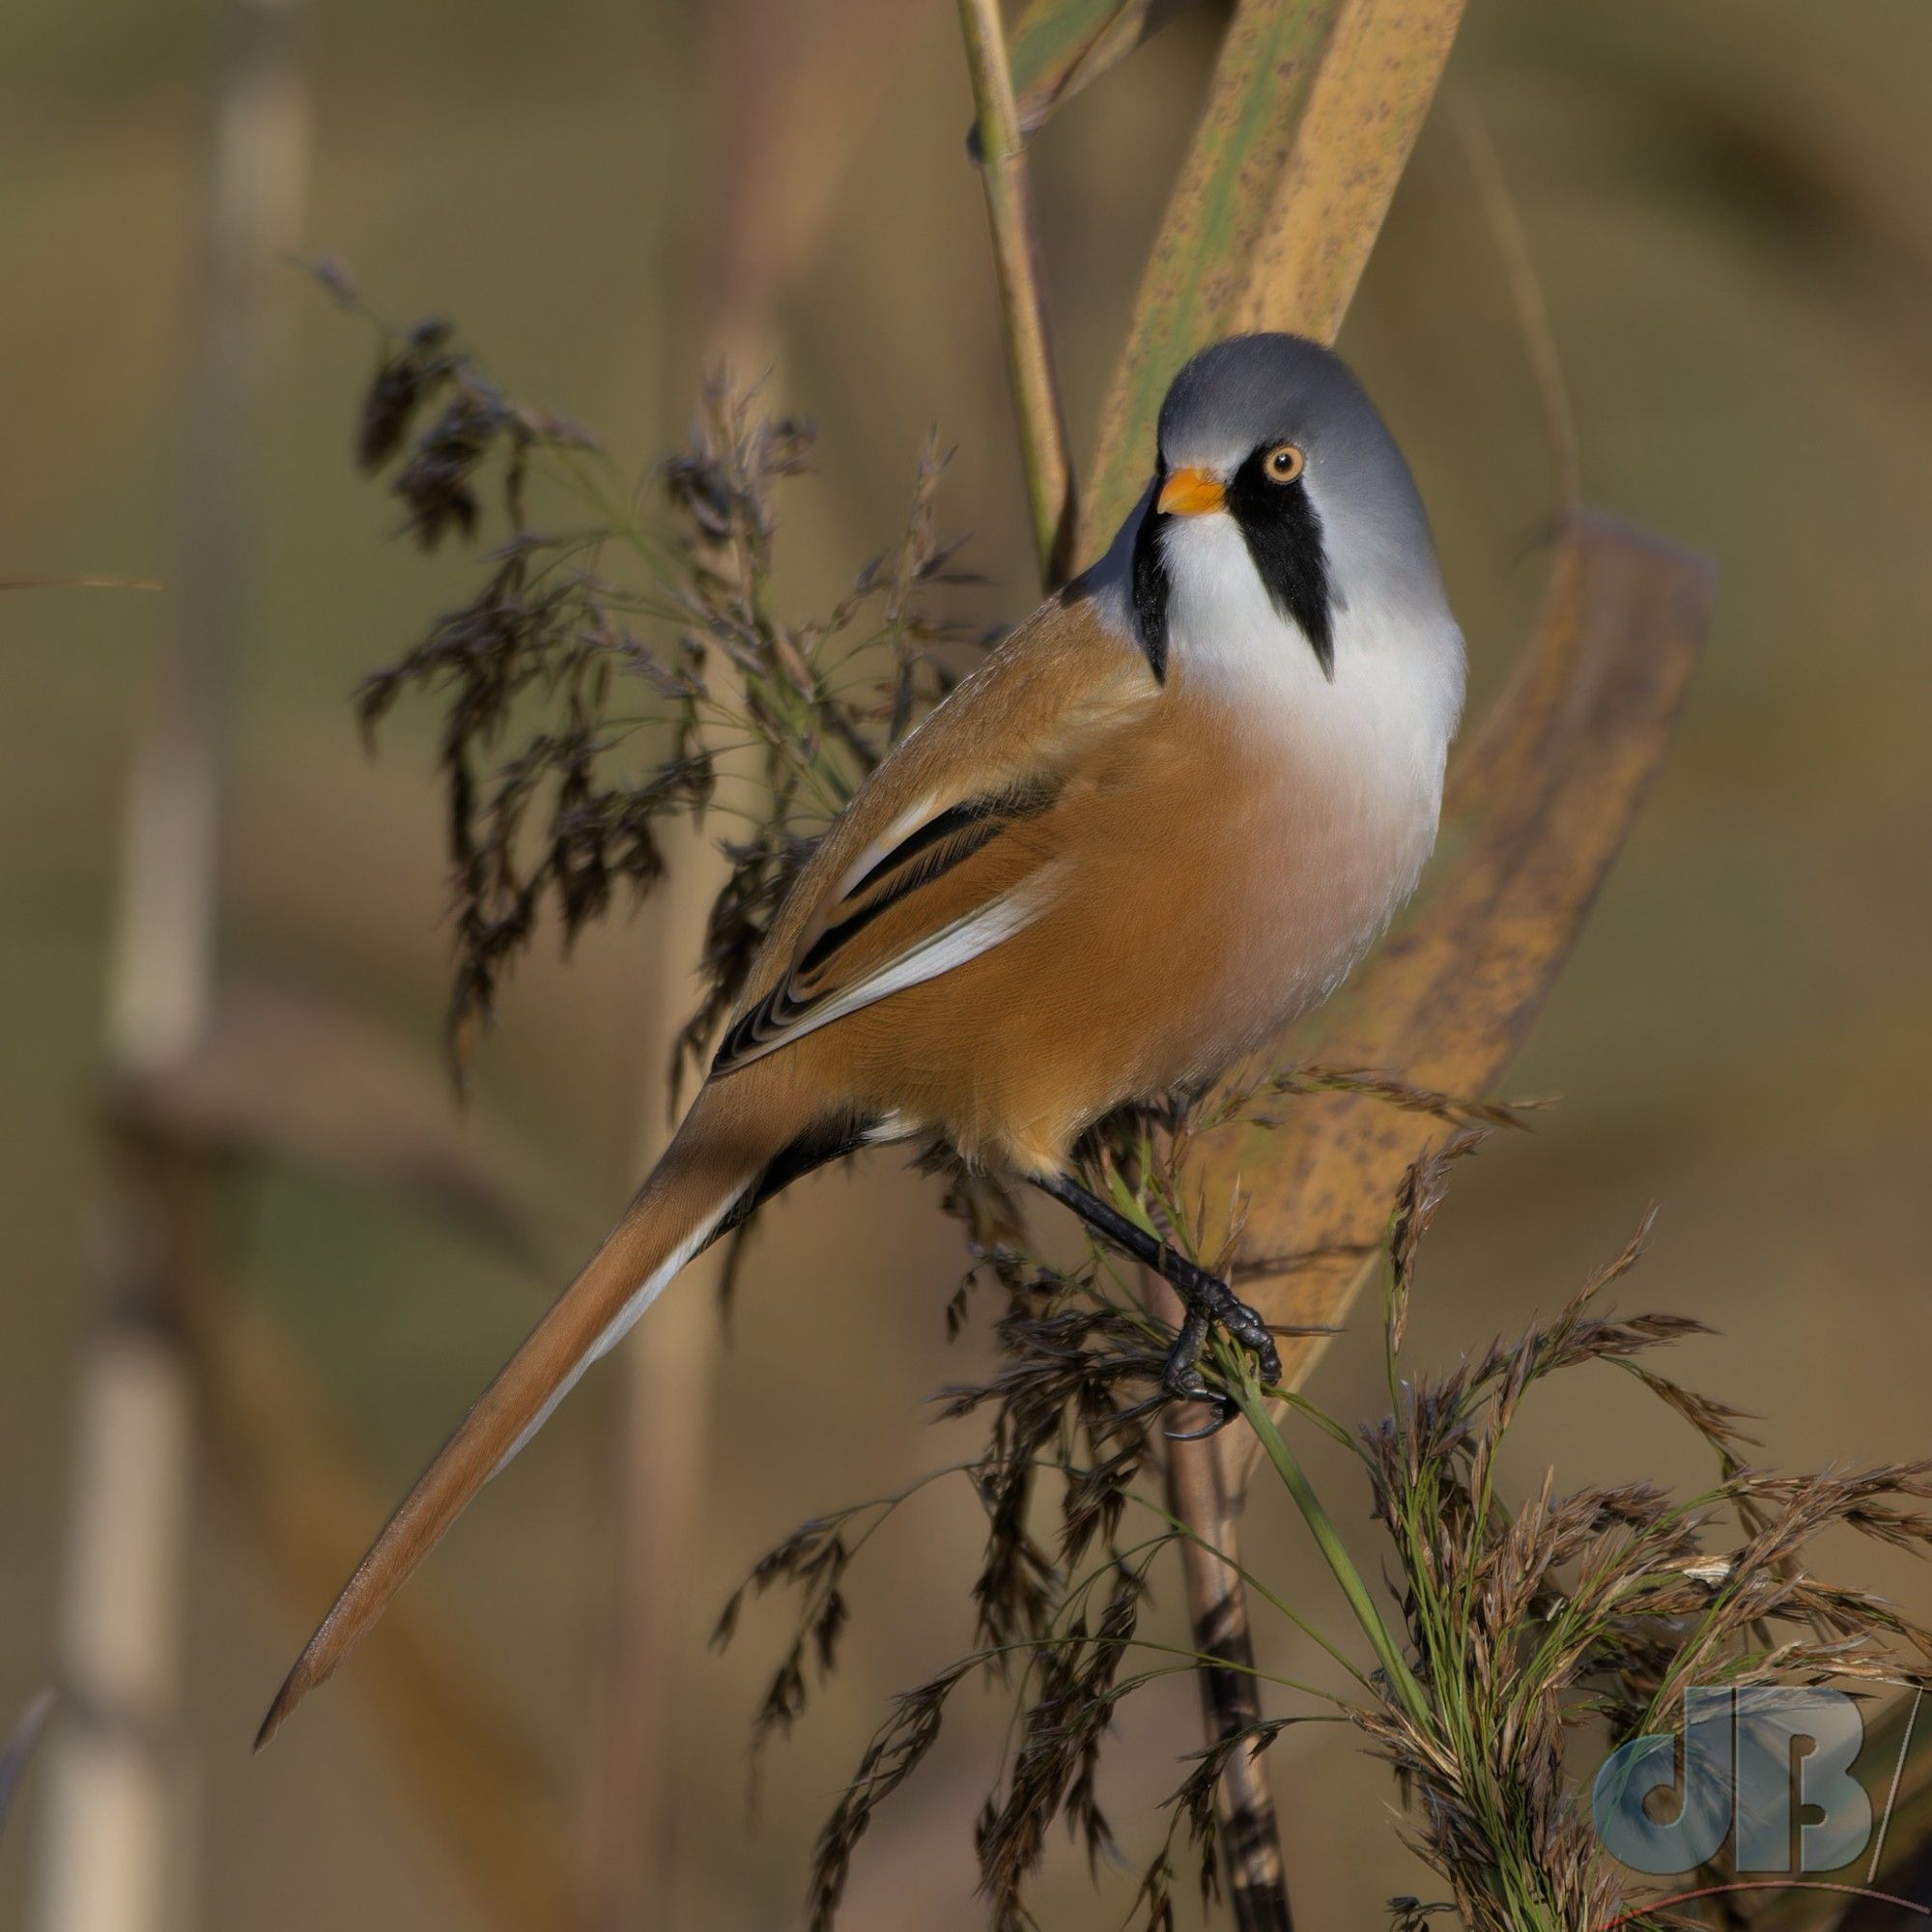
[1130,466,1172,683]
[1226,446,1335,680]
[1104,451,1336,684]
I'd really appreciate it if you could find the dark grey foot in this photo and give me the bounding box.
[1157,1274,1283,1438]
[1023,1170,1286,1433]
[1182,1265,1283,1387]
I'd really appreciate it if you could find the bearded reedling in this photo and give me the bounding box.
[258,333,1466,1746]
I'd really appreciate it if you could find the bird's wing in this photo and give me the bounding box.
[712,776,1068,1073]
[713,589,1153,1075]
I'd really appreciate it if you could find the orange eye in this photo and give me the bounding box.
[1263,442,1305,484]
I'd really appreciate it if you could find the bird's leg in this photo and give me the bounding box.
[1029,1172,1283,1428]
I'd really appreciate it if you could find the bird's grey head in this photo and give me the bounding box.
[1104,332,1447,683]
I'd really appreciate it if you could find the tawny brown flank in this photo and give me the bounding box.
[257,333,1465,1747]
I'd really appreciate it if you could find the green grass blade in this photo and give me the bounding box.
[1230,1372,1430,1725]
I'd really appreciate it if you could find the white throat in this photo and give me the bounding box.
[1161,510,1463,767]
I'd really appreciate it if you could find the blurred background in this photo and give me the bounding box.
[2,0,1929,1926]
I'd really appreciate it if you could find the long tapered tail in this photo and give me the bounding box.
[255,1080,799,1749]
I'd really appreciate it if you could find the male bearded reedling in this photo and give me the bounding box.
[256,331,1466,1746]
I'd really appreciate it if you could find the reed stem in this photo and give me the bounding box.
[955,0,1078,588]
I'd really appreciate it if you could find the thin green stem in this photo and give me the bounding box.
[1231,1370,1431,1727]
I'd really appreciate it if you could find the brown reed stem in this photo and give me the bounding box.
[955,0,1078,588]
[1151,1277,1295,1931]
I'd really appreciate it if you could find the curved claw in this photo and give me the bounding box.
[1157,1332,1237,1438]
[1164,1397,1236,1441]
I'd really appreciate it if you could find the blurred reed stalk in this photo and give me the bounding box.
[35,12,576,1921]
[577,7,723,1915]
[582,844,723,1932]
[34,3,309,1928]
[578,8,923,1924]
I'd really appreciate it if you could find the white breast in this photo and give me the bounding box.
[1162,511,1466,1024]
